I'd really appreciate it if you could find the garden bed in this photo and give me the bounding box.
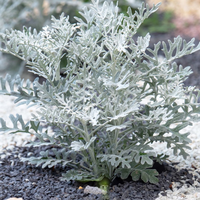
[1,32,200,200]
[0,144,199,200]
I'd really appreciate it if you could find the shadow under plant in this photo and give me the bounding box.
[1,144,197,199]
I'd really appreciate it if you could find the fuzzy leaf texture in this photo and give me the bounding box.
[0,0,200,185]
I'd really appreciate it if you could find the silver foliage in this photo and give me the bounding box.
[0,0,200,184]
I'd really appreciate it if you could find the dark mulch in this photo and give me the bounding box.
[0,145,199,200]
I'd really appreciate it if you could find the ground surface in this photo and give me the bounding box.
[0,144,199,200]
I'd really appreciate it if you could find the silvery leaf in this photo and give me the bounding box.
[70,137,96,152]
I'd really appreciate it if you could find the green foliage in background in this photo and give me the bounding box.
[139,10,175,34]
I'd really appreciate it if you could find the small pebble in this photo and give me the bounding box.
[84,186,105,195]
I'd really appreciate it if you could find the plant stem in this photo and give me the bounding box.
[82,121,98,175]
[98,176,110,196]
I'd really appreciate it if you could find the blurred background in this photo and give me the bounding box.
[0,0,200,87]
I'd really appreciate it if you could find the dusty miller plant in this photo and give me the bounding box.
[0,0,200,190]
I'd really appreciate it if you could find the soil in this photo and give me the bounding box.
[1,145,199,200]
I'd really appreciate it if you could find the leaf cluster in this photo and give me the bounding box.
[0,0,200,185]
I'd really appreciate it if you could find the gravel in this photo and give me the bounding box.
[1,145,200,200]
[1,33,200,200]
